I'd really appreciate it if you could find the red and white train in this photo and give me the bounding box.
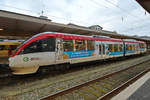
[9,32,147,75]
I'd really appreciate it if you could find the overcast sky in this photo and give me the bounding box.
[0,0,150,36]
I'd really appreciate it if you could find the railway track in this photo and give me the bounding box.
[0,64,12,78]
[0,54,150,100]
[40,59,150,100]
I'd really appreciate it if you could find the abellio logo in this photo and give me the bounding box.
[23,57,29,62]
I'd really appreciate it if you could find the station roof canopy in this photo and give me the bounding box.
[0,10,149,42]
[136,0,150,13]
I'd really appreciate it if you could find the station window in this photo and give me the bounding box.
[87,40,94,50]
[75,40,86,51]
[63,39,73,51]
[18,38,55,54]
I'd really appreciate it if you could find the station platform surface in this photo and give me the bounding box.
[112,71,150,100]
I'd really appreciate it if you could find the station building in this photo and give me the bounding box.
[0,10,150,50]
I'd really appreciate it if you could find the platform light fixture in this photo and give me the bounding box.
[0,28,4,31]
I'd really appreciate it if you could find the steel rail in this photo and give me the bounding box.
[40,59,150,100]
[98,68,150,100]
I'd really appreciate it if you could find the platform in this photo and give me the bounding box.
[112,71,150,100]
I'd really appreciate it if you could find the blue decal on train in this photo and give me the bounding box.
[140,48,145,51]
[109,51,124,56]
[106,51,123,56]
[125,50,136,54]
[64,50,94,59]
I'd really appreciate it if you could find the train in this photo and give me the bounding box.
[9,32,147,75]
[0,40,21,57]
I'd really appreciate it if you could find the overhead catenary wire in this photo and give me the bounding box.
[89,0,150,33]
[0,3,91,25]
[0,1,149,36]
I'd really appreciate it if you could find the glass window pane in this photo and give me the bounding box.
[18,38,55,54]
[108,44,112,52]
[114,44,118,52]
[87,40,94,50]
[75,40,86,51]
[63,39,73,51]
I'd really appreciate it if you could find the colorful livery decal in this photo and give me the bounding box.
[64,50,94,59]
[108,51,124,56]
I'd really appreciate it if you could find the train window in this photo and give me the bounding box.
[75,40,86,51]
[133,45,135,50]
[118,44,123,51]
[126,44,134,51]
[108,44,112,52]
[139,44,144,48]
[132,45,134,50]
[126,44,129,50]
[112,44,114,52]
[63,39,73,51]
[87,40,94,50]
[129,45,132,50]
[40,38,55,51]
[18,38,55,54]
[114,44,118,52]
[0,45,5,50]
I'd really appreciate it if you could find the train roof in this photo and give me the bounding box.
[29,32,123,42]
[22,32,145,46]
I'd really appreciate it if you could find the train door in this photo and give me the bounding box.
[99,43,102,58]
[103,43,106,57]
[102,42,106,58]
[95,41,99,57]
[123,42,126,56]
[56,39,63,61]
[98,42,106,58]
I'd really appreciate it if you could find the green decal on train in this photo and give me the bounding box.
[23,57,29,62]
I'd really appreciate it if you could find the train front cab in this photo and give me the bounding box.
[9,38,56,75]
